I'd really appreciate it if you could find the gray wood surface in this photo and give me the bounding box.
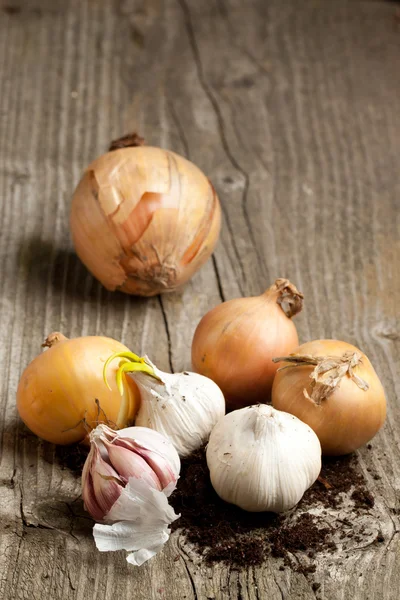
[0,0,399,599]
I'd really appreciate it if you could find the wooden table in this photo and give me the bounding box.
[1,1,399,598]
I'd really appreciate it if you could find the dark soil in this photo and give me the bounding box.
[55,443,88,475]
[301,454,372,509]
[56,436,378,572]
[170,447,376,569]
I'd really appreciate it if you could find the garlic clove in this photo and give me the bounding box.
[115,437,178,492]
[103,440,162,490]
[137,446,179,492]
[82,470,106,522]
[113,424,181,484]
[83,446,124,520]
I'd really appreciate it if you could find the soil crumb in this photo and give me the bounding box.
[170,448,375,568]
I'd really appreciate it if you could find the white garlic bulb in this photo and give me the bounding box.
[134,360,226,457]
[104,351,226,457]
[206,405,321,512]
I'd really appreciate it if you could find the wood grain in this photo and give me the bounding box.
[0,0,399,599]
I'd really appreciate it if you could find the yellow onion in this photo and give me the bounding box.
[17,333,139,445]
[272,339,387,455]
[70,134,221,296]
[191,279,303,410]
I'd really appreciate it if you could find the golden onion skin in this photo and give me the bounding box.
[192,280,302,410]
[272,339,387,455]
[70,146,221,296]
[17,334,140,445]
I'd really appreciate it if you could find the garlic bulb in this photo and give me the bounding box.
[206,405,321,513]
[82,424,180,566]
[104,351,226,457]
[70,135,221,296]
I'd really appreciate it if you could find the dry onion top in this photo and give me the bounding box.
[273,351,369,405]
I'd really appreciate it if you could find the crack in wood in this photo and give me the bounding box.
[176,542,199,600]
[178,0,273,288]
[215,0,272,79]
[177,0,250,294]
[67,569,76,591]
[272,575,285,600]
[183,562,198,600]
[212,255,225,302]
[237,576,245,600]
[158,295,174,373]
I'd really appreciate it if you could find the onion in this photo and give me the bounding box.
[272,339,387,455]
[191,279,303,410]
[70,134,221,296]
[17,333,139,445]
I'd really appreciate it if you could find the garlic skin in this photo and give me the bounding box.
[206,405,321,513]
[82,424,180,566]
[70,144,221,296]
[93,479,178,566]
[133,359,226,457]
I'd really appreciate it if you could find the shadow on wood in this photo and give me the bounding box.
[21,234,143,306]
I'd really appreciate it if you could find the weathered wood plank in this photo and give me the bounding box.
[0,0,399,599]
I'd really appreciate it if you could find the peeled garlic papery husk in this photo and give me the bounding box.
[70,136,221,296]
[82,424,180,566]
[105,352,226,457]
[206,405,321,513]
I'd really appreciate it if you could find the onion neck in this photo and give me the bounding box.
[42,332,68,348]
[273,351,369,404]
[108,132,145,152]
[264,279,303,318]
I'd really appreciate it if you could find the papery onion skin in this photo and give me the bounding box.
[272,339,387,455]
[70,144,221,296]
[191,279,303,410]
[17,333,140,445]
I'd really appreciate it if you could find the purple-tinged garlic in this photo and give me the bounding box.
[82,424,180,566]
